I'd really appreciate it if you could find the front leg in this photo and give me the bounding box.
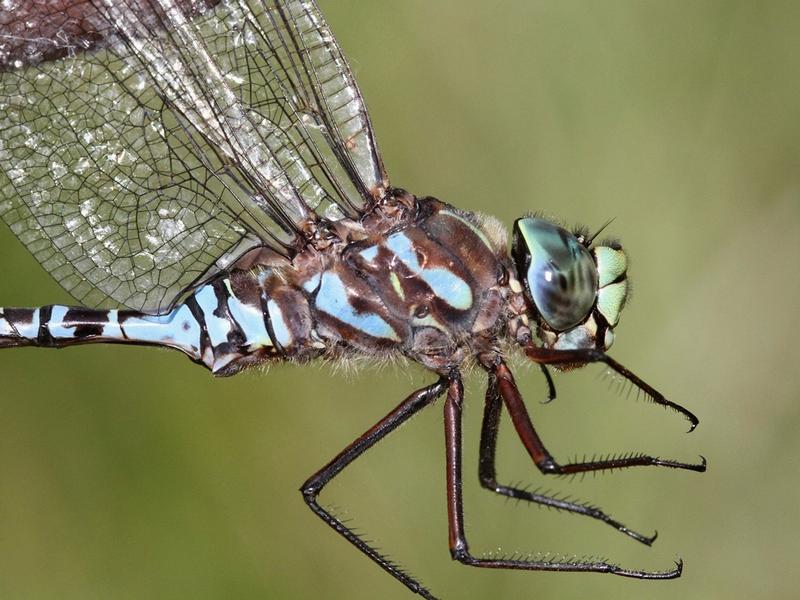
[525,345,701,431]
[493,360,706,475]
[444,371,680,578]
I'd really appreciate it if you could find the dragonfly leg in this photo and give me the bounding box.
[493,360,706,475]
[538,364,557,403]
[478,373,657,546]
[445,372,680,578]
[300,378,447,600]
[525,344,701,431]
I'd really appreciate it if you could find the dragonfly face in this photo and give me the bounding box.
[512,217,629,355]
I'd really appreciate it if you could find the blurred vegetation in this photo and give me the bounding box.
[1,1,799,599]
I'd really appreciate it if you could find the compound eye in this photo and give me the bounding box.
[514,218,599,331]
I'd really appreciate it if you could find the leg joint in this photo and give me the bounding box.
[450,545,472,564]
[300,481,320,500]
[538,458,560,474]
[478,473,500,491]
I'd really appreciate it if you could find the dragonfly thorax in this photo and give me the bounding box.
[281,196,512,373]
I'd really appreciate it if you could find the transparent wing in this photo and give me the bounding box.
[0,0,388,312]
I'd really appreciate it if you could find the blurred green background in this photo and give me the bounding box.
[1,1,799,598]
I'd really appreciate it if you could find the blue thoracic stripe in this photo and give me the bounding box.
[385,232,422,273]
[356,231,474,312]
[266,299,292,348]
[316,271,400,341]
[358,245,379,263]
[302,271,321,293]
[419,268,472,310]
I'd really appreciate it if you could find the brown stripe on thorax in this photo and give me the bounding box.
[419,205,506,291]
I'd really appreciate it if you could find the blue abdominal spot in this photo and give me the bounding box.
[194,285,232,346]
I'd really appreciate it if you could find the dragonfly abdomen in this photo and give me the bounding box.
[0,272,324,376]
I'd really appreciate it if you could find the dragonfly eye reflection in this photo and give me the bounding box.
[512,217,629,352]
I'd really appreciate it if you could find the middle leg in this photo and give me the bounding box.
[444,371,680,578]
[478,372,657,545]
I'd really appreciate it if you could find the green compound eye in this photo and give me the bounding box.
[512,218,599,331]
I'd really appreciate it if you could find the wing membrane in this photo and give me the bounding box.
[0,0,387,312]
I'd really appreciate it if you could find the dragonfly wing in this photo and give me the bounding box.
[0,0,388,312]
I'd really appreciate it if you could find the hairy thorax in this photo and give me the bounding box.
[241,193,515,375]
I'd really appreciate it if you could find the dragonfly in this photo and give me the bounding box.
[0,1,705,598]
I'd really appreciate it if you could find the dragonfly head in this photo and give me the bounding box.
[511,217,629,354]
